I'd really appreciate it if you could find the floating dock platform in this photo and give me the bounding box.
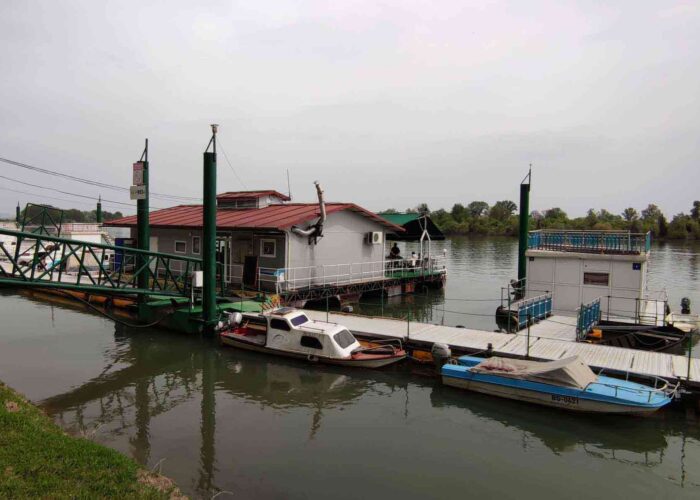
[303,310,700,390]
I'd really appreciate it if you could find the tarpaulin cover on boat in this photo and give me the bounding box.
[471,356,597,389]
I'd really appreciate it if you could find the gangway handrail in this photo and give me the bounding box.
[0,227,203,297]
[0,228,202,263]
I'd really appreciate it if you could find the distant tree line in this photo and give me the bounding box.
[382,200,700,240]
[2,206,125,224]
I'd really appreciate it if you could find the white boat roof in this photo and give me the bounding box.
[258,308,346,336]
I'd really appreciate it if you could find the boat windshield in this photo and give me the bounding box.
[334,329,357,349]
[290,314,309,326]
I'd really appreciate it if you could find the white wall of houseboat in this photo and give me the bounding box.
[525,250,647,318]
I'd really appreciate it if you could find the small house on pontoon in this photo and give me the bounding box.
[106,187,447,304]
[523,230,663,323]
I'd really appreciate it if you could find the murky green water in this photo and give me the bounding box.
[1,238,699,499]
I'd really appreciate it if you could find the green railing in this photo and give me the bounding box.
[0,228,202,297]
[528,230,651,255]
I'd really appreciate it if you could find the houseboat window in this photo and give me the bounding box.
[290,314,309,326]
[270,318,290,331]
[300,336,323,349]
[260,239,276,258]
[583,272,609,286]
[192,236,201,255]
[334,329,356,349]
[174,241,187,254]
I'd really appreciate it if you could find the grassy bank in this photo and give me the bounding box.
[0,381,184,499]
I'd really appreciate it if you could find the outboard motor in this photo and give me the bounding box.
[431,342,451,374]
[216,311,243,332]
[227,312,243,326]
[681,297,691,315]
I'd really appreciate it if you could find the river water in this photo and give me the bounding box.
[0,237,699,499]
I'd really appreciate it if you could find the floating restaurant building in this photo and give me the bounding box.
[106,188,447,305]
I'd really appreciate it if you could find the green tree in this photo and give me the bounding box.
[585,209,597,228]
[544,207,567,220]
[691,200,700,221]
[415,203,430,215]
[622,207,638,221]
[450,203,467,222]
[381,208,399,215]
[658,214,668,237]
[466,201,489,218]
[490,200,517,222]
[641,204,661,222]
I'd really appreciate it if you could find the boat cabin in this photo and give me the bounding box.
[229,307,361,359]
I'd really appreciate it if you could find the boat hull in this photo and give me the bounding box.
[220,334,405,368]
[441,376,662,415]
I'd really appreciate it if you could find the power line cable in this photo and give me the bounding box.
[0,186,157,212]
[0,156,201,202]
[217,138,248,189]
[0,173,162,208]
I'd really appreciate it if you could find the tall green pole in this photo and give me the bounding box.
[15,203,20,225]
[517,168,531,282]
[137,140,150,295]
[96,196,103,224]
[202,125,218,329]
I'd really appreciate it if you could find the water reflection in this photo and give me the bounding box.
[35,312,700,496]
[430,383,699,487]
[39,321,409,496]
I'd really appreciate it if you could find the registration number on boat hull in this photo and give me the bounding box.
[551,394,579,405]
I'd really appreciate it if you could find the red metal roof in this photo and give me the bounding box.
[105,203,405,232]
[216,190,291,202]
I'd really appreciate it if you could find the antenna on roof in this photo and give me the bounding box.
[286,169,292,201]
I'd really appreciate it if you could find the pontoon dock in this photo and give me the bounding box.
[303,310,700,389]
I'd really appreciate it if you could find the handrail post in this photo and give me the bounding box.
[381,281,385,317]
[688,329,693,381]
[407,309,410,339]
[526,313,531,358]
[326,295,329,323]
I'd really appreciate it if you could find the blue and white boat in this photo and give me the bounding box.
[442,355,676,415]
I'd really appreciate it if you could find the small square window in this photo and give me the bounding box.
[583,272,609,286]
[174,241,187,254]
[192,236,201,255]
[260,239,276,258]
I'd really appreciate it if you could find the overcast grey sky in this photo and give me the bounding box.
[1,1,698,217]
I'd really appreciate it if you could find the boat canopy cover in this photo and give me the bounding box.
[471,356,597,389]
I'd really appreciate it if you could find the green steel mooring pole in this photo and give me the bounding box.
[137,140,150,301]
[517,168,531,283]
[202,125,219,330]
[96,196,103,224]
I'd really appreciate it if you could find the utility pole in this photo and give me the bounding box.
[202,125,218,330]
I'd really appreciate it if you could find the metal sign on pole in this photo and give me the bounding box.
[133,162,145,186]
[130,185,147,200]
